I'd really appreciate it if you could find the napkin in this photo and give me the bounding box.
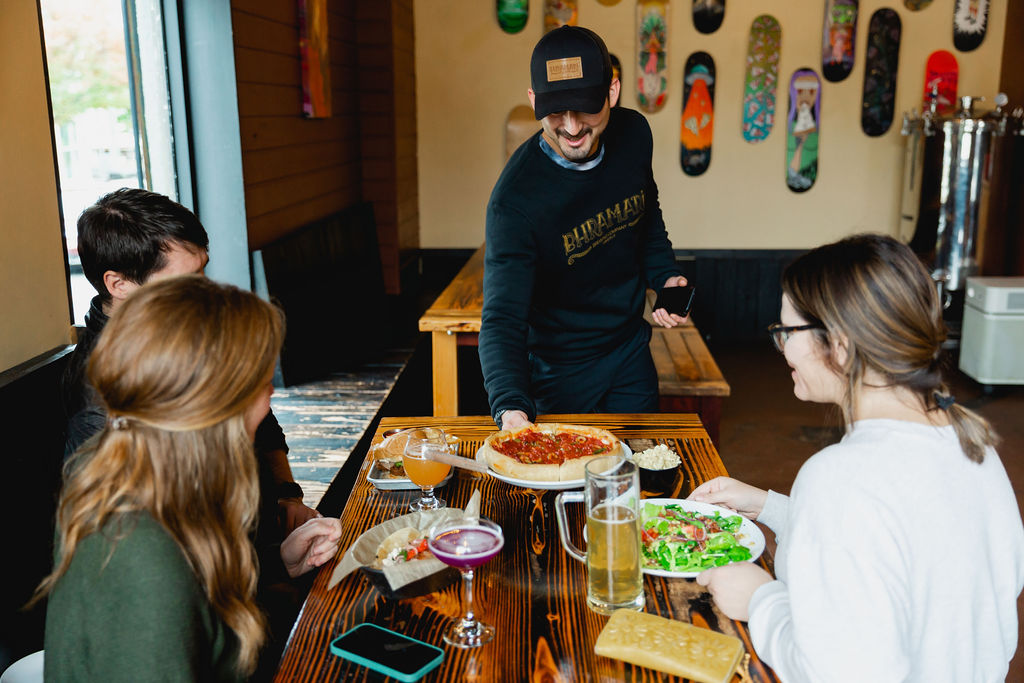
[329,490,482,590]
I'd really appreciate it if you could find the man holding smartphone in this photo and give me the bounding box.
[479,26,690,431]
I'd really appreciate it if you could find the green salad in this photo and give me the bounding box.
[640,502,752,573]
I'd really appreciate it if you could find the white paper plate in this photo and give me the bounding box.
[640,498,765,578]
[478,443,631,490]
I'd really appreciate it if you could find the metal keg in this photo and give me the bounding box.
[900,94,1017,321]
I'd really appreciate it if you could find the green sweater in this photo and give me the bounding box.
[479,107,681,422]
[45,513,244,682]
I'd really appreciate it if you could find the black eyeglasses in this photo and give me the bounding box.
[767,322,824,352]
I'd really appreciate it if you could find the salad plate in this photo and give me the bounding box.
[640,498,765,578]
[479,443,631,491]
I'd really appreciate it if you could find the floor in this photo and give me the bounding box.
[274,335,1024,679]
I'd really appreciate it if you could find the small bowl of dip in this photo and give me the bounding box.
[631,444,681,495]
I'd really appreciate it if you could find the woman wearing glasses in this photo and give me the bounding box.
[689,234,1024,681]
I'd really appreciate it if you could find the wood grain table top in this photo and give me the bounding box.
[275,414,779,682]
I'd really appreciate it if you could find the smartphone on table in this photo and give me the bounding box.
[330,622,444,682]
[654,284,696,318]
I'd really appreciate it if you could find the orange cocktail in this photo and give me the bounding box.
[403,454,451,487]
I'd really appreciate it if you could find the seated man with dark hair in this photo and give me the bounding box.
[61,187,318,535]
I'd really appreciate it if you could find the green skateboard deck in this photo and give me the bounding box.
[741,14,781,143]
[861,8,901,136]
[786,68,821,193]
[904,0,932,9]
[636,0,670,113]
[923,49,958,115]
[680,51,714,176]
[692,0,725,34]
[822,0,858,83]
[544,0,577,33]
[953,0,989,52]
[497,0,528,33]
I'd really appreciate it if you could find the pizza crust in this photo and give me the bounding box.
[477,423,623,482]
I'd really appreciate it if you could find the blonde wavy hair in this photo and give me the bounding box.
[782,233,997,463]
[36,274,284,674]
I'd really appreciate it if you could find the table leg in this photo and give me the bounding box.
[431,331,459,416]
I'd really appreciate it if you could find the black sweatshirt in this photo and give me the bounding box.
[479,107,680,424]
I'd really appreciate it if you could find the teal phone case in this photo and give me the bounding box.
[330,624,444,682]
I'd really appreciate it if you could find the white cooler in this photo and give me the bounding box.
[958,277,1024,385]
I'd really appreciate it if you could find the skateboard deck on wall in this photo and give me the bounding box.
[497,0,528,34]
[680,51,714,176]
[544,0,578,33]
[692,0,725,34]
[637,0,670,113]
[861,8,901,137]
[822,0,858,83]
[953,0,989,52]
[786,68,821,193]
[903,0,932,9]
[506,105,539,162]
[923,49,958,115]
[742,14,781,143]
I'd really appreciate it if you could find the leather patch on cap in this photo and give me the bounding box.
[546,57,583,82]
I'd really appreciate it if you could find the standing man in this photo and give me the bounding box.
[479,26,689,431]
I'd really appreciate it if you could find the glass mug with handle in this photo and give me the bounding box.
[554,455,645,614]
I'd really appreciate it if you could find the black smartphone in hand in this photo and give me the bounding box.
[330,623,444,682]
[654,285,696,318]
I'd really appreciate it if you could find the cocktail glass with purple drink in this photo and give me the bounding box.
[427,517,504,648]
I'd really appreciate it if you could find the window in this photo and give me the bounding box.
[40,0,177,324]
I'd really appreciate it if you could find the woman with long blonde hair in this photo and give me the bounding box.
[36,275,341,681]
[690,234,1024,681]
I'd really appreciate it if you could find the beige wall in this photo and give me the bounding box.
[0,1,71,372]
[416,0,1008,249]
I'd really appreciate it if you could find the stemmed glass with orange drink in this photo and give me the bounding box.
[402,427,452,510]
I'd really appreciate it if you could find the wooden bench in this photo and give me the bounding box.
[418,244,731,446]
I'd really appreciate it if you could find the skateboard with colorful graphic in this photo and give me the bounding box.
[544,0,577,33]
[692,0,725,34]
[742,14,781,143]
[822,0,858,83]
[505,104,539,162]
[861,8,901,137]
[637,1,669,113]
[923,49,958,115]
[953,0,989,52]
[903,0,932,9]
[497,0,528,33]
[680,51,714,176]
[786,68,821,193]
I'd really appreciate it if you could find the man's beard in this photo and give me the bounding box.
[556,127,595,161]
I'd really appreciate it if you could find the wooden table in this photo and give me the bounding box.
[275,414,780,682]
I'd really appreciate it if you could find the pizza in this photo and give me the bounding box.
[477,423,623,482]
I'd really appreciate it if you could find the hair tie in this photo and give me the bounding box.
[934,392,955,410]
[109,415,130,430]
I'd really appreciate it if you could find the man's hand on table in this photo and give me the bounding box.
[652,275,690,328]
[499,410,531,430]
[281,516,343,578]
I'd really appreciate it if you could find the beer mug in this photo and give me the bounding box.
[554,456,644,614]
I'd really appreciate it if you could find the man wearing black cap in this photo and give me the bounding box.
[479,26,689,431]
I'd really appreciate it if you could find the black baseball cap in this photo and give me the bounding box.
[530,26,613,120]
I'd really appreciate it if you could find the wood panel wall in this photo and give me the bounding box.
[231,0,417,293]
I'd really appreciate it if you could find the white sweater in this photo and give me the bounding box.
[748,419,1024,683]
